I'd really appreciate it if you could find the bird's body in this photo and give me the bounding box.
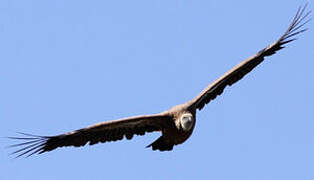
[9,4,311,158]
[154,104,196,150]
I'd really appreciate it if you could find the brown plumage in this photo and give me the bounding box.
[9,4,311,158]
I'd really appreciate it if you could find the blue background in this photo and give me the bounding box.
[1,1,313,179]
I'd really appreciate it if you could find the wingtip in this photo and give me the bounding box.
[278,4,311,47]
[7,132,49,158]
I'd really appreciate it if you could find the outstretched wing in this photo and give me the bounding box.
[187,4,311,111]
[8,113,172,158]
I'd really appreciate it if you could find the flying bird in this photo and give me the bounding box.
[9,5,311,158]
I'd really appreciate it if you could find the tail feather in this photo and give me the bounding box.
[146,136,174,151]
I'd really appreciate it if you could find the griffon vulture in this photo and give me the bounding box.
[9,5,311,158]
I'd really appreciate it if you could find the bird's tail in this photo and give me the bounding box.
[146,136,174,151]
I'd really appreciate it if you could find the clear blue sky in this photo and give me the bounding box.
[1,1,313,179]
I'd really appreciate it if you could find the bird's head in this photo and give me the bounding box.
[180,113,194,131]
